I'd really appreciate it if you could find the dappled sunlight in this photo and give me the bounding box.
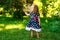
[0,24,25,31]
[5,13,12,17]
[46,13,52,18]
[0,24,5,31]
[23,20,27,23]
[54,0,60,9]
[45,19,48,23]
[0,28,3,31]
[5,24,25,30]
[17,24,25,29]
[0,24,5,27]
[0,15,3,16]
[23,16,29,18]
[5,24,18,29]
[0,7,4,11]
[0,0,60,40]
[40,13,44,18]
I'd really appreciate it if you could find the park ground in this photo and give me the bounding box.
[0,16,60,40]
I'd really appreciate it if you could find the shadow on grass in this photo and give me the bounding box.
[0,16,22,24]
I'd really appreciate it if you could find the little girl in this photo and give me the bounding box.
[24,5,41,38]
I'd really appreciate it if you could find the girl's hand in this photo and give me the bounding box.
[25,12,30,16]
[23,9,30,16]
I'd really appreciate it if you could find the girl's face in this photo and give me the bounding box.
[30,5,34,12]
[30,5,38,13]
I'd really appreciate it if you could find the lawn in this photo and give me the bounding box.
[0,16,60,40]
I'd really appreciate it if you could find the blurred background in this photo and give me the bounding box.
[0,0,60,40]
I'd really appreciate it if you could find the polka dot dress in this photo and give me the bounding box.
[26,12,41,32]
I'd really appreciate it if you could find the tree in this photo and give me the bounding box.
[0,0,25,19]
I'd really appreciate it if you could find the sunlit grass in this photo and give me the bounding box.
[0,24,5,31]
[0,15,3,16]
[23,16,29,18]
[0,24,25,31]
[0,28,3,31]
[5,24,25,30]
[0,24,5,27]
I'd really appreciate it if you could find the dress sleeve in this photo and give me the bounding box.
[37,14,40,16]
[30,12,33,16]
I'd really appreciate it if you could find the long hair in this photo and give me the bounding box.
[31,5,39,14]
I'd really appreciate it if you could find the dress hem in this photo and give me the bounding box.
[25,27,41,32]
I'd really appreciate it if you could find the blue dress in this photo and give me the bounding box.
[26,12,41,32]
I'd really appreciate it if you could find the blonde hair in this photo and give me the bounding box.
[31,5,39,14]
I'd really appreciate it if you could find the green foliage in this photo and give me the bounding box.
[40,16,60,32]
[0,0,13,10]
[34,0,60,18]
[49,21,59,32]
[0,0,26,19]
[40,0,47,17]
[0,0,60,40]
[26,0,34,4]
[13,10,25,19]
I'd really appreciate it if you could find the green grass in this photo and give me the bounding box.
[0,16,60,40]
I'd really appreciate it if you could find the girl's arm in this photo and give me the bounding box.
[38,16,40,25]
[23,9,30,16]
[25,12,30,16]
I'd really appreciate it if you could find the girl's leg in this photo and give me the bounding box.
[31,30,34,37]
[36,32,40,38]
